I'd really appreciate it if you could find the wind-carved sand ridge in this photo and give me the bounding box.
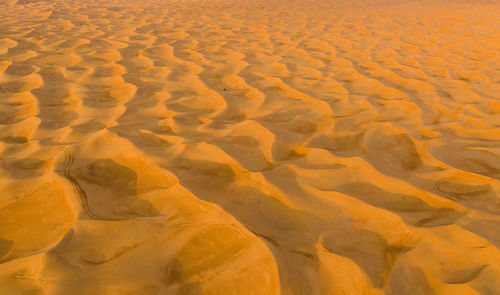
[0,0,499,294]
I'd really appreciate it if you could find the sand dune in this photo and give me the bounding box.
[1,0,500,294]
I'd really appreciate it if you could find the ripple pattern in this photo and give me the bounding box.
[0,0,499,294]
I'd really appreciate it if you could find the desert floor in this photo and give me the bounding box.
[0,0,499,294]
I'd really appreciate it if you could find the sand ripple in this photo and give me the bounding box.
[1,0,500,294]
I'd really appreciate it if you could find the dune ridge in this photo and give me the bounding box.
[0,0,500,294]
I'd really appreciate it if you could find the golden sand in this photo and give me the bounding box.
[0,0,499,294]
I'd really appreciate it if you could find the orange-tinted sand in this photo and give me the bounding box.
[0,0,499,294]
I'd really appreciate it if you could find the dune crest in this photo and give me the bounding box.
[1,0,499,294]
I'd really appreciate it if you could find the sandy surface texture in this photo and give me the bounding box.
[0,0,499,294]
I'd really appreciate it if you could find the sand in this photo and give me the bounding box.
[0,0,499,294]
